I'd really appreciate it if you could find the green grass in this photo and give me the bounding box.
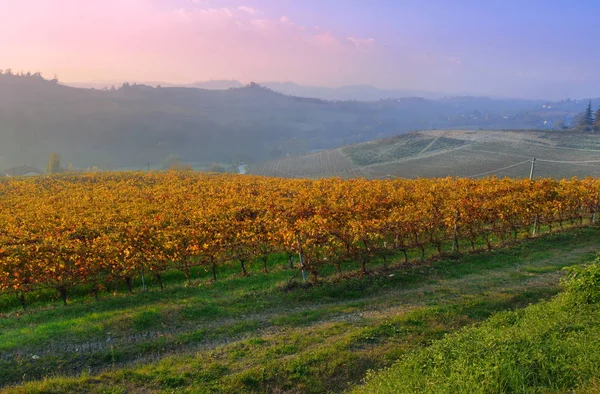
[343,134,433,165]
[1,227,599,393]
[342,133,468,166]
[355,262,600,394]
[323,129,600,179]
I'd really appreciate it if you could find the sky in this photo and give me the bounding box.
[1,0,600,99]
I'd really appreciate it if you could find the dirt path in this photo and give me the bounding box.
[418,131,448,156]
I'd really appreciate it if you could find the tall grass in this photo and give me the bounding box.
[357,259,600,394]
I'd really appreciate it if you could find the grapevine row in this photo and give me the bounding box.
[0,173,598,307]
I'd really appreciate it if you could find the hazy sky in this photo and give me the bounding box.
[1,0,599,99]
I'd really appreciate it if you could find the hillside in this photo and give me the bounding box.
[356,261,600,393]
[249,129,600,179]
[2,224,598,393]
[0,73,587,171]
[2,171,599,392]
[1,75,375,169]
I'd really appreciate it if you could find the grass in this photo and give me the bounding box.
[343,134,468,166]
[1,227,599,393]
[355,262,600,394]
[258,129,600,179]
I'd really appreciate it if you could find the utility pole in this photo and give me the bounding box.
[296,234,307,282]
[451,209,459,252]
[530,158,538,236]
[141,265,147,291]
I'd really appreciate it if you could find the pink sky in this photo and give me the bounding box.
[3,0,596,98]
[0,0,401,86]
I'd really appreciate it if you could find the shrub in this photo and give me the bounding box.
[562,257,600,304]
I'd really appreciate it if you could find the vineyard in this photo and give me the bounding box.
[249,149,369,178]
[248,130,600,180]
[1,172,599,309]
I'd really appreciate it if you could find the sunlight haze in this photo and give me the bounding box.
[3,0,599,99]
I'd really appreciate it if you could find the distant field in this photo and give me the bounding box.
[248,149,372,178]
[249,130,600,179]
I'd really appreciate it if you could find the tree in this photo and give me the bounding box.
[594,107,600,133]
[575,101,594,132]
[47,153,61,174]
[553,118,567,130]
[161,154,181,170]
[208,162,225,173]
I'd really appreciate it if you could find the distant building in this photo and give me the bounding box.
[2,165,44,177]
[238,164,249,175]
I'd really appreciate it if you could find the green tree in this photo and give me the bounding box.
[576,101,594,132]
[553,118,567,130]
[209,162,225,173]
[594,107,600,133]
[161,154,181,170]
[47,153,61,174]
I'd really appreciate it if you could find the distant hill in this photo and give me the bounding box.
[1,75,383,169]
[0,72,593,170]
[249,129,600,179]
[261,82,443,101]
[186,80,244,90]
[67,80,442,100]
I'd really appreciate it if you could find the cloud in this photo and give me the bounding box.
[347,36,376,49]
[312,31,341,47]
[0,0,394,86]
[171,7,237,28]
[238,6,258,14]
[448,57,462,65]
[250,19,271,30]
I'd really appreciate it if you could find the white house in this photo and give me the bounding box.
[238,164,249,175]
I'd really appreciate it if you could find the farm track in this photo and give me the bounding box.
[364,142,475,168]
[417,131,449,156]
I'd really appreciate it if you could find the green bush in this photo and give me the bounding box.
[562,257,600,304]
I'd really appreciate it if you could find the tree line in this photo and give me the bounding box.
[572,101,600,133]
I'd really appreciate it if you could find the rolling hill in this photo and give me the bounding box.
[0,72,592,171]
[249,129,600,179]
